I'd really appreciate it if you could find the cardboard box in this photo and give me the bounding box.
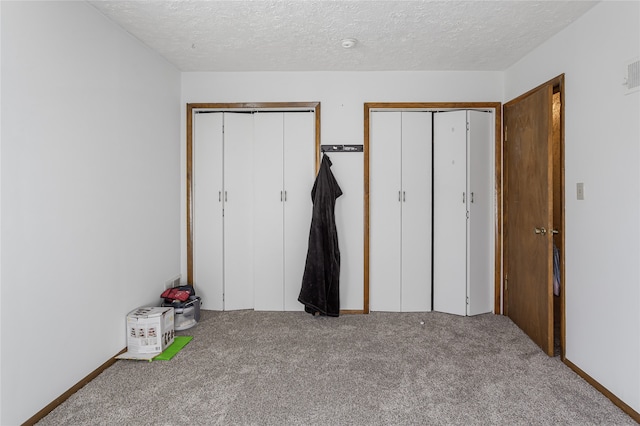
[126,306,174,354]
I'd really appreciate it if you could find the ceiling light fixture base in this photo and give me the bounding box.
[341,38,357,49]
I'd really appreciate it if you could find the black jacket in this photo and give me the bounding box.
[298,154,343,316]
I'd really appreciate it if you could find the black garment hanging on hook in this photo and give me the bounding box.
[298,154,343,317]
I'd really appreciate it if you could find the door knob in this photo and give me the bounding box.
[534,227,547,235]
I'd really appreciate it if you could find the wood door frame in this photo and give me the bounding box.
[503,74,565,356]
[186,102,321,285]
[362,102,503,315]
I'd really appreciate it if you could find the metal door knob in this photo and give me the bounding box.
[534,227,547,235]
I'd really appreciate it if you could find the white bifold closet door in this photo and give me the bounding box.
[193,112,254,311]
[370,111,432,312]
[433,110,493,316]
[466,110,493,315]
[253,112,315,311]
[193,112,223,310]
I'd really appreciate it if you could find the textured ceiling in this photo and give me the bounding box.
[88,0,598,72]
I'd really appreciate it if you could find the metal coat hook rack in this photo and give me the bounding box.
[321,144,364,153]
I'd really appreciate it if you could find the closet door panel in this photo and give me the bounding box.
[223,113,255,310]
[400,112,433,312]
[370,111,402,312]
[467,110,493,315]
[433,111,467,316]
[253,113,285,311]
[283,112,315,311]
[193,112,224,310]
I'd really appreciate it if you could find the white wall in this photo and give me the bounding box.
[0,1,3,422]
[505,1,640,413]
[0,2,181,424]
[181,72,502,310]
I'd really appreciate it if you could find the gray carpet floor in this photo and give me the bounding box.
[38,310,635,425]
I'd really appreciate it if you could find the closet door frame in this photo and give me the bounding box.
[364,102,502,315]
[186,102,321,301]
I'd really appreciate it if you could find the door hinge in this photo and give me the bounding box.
[504,126,507,142]
[505,275,508,291]
[466,122,470,131]
[466,296,469,305]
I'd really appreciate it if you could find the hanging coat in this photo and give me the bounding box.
[298,154,343,317]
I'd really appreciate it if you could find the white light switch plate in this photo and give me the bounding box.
[577,182,585,200]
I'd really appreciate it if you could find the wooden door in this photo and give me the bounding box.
[504,84,554,355]
[433,110,468,316]
[400,111,432,312]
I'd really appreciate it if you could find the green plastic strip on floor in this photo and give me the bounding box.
[153,336,193,361]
